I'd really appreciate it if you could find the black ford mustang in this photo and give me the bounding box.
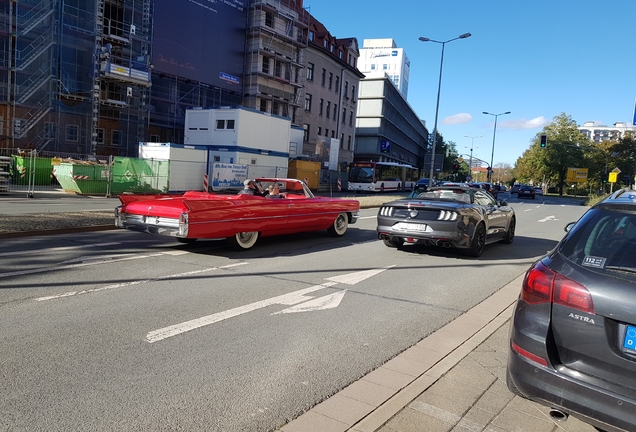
[377,185,516,257]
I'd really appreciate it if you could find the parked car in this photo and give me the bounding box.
[510,184,521,194]
[517,185,536,199]
[115,178,360,250]
[377,185,515,257]
[534,187,543,195]
[507,188,636,432]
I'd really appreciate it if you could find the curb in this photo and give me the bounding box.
[0,225,117,239]
[279,274,524,432]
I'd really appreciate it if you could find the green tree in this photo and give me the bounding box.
[516,113,590,195]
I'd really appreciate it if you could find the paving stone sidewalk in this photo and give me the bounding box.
[377,321,595,432]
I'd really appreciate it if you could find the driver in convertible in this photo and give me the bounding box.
[240,179,266,196]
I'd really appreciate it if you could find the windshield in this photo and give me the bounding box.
[560,208,636,280]
[349,166,374,183]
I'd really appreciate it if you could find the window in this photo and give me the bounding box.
[319,98,324,116]
[326,101,331,119]
[272,101,280,115]
[97,128,105,144]
[333,104,337,120]
[325,128,329,137]
[340,133,344,145]
[344,81,349,98]
[330,45,334,53]
[111,130,120,146]
[303,124,310,142]
[349,110,353,126]
[262,56,270,74]
[265,12,274,28]
[323,40,328,48]
[351,85,356,101]
[339,51,343,59]
[328,72,333,89]
[331,130,335,138]
[335,76,339,93]
[259,98,268,112]
[307,62,314,81]
[317,126,322,135]
[226,119,235,129]
[342,107,346,124]
[44,122,56,139]
[216,119,226,129]
[150,134,160,142]
[321,68,326,86]
[304,93,312,111]
[309,30,315,41]
[371,64,376,70]
[383,64,388,70]
[66,125,79,142]
[348,135,352,150]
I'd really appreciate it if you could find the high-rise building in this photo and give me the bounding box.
[358,38,410,100]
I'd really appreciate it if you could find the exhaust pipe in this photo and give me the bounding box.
[436,241,452,248]
[548,408,569,422]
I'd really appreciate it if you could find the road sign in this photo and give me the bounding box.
[609,172,618,183]
[612,167,622,174]
[457,157,463,162]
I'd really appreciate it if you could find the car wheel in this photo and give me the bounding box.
[383,237,404,248]
[327,213,348,237]
[176,238,197,244]
[501,217,515,244]
[227,231,259,250]
[465,223,486,257]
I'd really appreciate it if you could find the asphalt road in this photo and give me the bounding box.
[0,194,588,431]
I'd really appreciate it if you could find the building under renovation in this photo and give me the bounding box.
[0,0,309,158]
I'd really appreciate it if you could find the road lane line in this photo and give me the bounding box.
[34,262,248,302]
[146,282,339,343]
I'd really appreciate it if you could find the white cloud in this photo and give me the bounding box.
[442,113,472,125]
[498,116,550,130]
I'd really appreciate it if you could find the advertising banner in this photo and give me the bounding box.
[211,163,248,191]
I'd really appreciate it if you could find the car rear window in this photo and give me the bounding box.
[560,208,636,280]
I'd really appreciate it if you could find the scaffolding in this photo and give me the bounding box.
[244,0,309,126]
[0,0,151,156]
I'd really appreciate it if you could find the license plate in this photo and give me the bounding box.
[396,222,427,232]
[624,325,636,352]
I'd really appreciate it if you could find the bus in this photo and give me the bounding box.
[348,161,419,192]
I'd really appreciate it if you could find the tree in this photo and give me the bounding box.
[516,113,589,195]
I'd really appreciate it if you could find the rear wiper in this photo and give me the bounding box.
[605,266,636,274]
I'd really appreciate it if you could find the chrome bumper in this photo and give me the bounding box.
[114,207,189,237]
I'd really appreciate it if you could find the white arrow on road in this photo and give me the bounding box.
[146,266,393,343]
[272,290,347,314]
[538,215,558,223]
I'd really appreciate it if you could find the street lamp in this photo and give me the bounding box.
[419,32,471,186]
[483,111,511,182]
[464,135,481,180]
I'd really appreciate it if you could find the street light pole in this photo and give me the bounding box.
[464,134,481,180]
[483,111,511,182]
[419,33,471,187]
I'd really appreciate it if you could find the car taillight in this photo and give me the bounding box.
[521,261,554,304]
[553,274,594,313]
[521,261,595,314]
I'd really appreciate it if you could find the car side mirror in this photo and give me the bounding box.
[564,222,576,233]
[499,199,508,206]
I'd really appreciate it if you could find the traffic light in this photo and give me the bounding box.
[539,134,547,148]
[452,163,460,173]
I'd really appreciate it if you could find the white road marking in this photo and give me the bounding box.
[359,216,376,220]
[538,215,558,223]
[0,242,123,257]
[272,290,347,314]
[146,266,392,343]
[146,282,339,343]
[35,263,248,301]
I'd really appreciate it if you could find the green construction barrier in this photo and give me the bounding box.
[111,157,170,194]
[54,163,109,194]
[12,155,54,186]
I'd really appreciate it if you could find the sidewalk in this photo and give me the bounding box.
[279,276,596,432]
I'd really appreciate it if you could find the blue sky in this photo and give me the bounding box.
[306,0,636,168]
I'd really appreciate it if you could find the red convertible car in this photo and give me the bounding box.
[114,178,360,250]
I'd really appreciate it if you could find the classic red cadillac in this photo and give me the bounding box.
[114,178,360,250]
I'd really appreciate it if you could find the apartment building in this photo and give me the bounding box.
[301,14,364,169]
[578,121,635,143]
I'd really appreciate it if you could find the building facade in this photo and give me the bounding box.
[358,39,410,100]
[355,76,428,168]
[578,121,635,143]
[301,14,364,169]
